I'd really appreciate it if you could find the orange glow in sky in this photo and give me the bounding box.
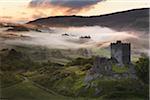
[0,0,149,23]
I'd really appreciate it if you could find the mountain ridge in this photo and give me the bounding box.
[28,8,149,32]
[29,8,149,19]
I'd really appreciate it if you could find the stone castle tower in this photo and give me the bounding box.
[110,40,131,65]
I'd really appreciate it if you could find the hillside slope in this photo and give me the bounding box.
[28,8,149,33]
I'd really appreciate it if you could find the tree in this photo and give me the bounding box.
[135,56,149,84]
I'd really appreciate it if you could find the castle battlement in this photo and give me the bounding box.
[111,41,130,45]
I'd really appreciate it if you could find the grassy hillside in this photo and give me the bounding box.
[0,46,149,100]
[2,80,88,100]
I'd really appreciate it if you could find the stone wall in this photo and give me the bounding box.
[92,56,112,75]
[110,41,130,65]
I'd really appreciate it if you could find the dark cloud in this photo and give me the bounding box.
[50,0,102,8]
[29,0,105,16]
[29,0,103,9]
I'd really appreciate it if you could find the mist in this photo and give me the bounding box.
[1,26,139,49]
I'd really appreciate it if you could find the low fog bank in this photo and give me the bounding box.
[0,26,148,54]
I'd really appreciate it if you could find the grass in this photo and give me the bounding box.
[65,66,86,75]
[131,54,141,63]
[92,48,110,57]
[0,72,23,88]
[2,81,64,100]
[91,79,148,100]
[102,91,148,100]
[1,80,104,100]
[26,63,148,99]
[112,65,128,73]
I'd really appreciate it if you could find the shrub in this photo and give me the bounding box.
[81,64,92,71]
[112,64,128,73]
[66,57,93,66]
[135,56,149,84]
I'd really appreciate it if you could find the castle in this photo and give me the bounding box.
[89,41,134,77]
[87,40,135,79]
[110,40,131,65]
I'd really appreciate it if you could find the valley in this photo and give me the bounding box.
[0,8,149,100]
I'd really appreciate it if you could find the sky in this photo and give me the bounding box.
[0,0,149,23]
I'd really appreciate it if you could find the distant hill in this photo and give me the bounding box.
[28,8,149,33]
